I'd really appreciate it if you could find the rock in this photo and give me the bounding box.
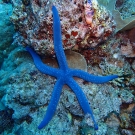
[42,50,87,72]
[0,0,15,65]
[10,0,115,55]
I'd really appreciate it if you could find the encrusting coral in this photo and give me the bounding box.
[10,0,116,55]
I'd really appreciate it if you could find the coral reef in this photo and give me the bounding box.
[99,59,132,86]
[98,0,135,32]
[10,0,115,55]
[116,0,135,19]
[115,32,135,58]
[119,103,135,135]
[80,42,108,66]
[0,0,15,66]
[1,44,134,134]
[1,0,135,134]
[0,47,85,134]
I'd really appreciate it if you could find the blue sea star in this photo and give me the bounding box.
[26,6,118,130]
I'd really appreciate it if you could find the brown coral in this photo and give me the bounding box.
[80,45,108,66]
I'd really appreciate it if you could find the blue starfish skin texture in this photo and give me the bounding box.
[26,6,118,130]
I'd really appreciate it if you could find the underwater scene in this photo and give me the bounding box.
[0,0,135,134]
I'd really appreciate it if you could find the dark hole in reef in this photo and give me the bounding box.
[79,17,82,22]
[120,103,130,110]
[22,0,30,6]
[19,115,33,124]
[0,109,14,134]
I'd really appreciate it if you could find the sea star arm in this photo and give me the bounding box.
[66,77,98,130]
[26,5,119,131]
[52,6,69,71]
[38,78,64,129]
[26,47,60,77]
[71,69,118,84]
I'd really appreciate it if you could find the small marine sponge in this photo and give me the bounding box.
[84,0,94,25]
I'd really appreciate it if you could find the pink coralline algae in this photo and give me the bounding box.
[10,0,116,55]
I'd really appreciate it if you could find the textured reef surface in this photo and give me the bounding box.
[0,0,135,135]
[10,0,116,56]
[0,0,15,66]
